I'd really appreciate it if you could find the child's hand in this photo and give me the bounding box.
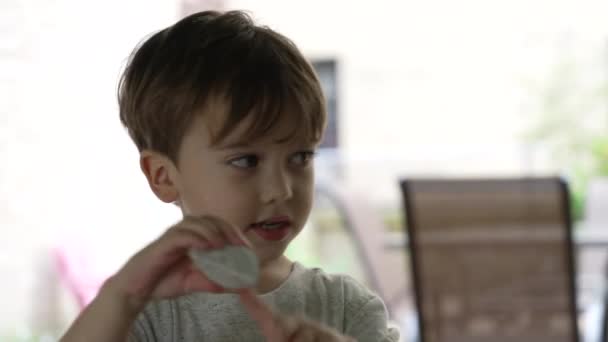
[239,289,357,342]
[103,215,251,312]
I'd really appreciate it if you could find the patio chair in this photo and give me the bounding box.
[400,177,579,342]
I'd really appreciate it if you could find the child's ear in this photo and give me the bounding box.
[139,150,180,204]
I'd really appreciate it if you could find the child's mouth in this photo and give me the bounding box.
[248,217,292,241]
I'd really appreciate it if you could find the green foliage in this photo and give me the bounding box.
[525,51,608,221]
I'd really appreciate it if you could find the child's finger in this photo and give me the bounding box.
[203,215,252,248]
[238,289,287,340]
[177,217,226,248]
[161,226,210,247]
[115,230,210,299]
[147,228,209,262]
[289,325,316,342]
[166,258,225,292]
[183,270,225,293]
[291,319,357,342]
[144,255,226,298]
[238,289,274,320]
[227,225,253,248]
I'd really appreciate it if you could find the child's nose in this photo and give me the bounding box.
[260,170,293,204]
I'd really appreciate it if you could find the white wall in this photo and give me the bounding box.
[229,0,608,202]
[1,0,183,336]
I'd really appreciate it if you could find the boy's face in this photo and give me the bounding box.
[171,110,317,265]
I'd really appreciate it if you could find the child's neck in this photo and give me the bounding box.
[256,255,293,294]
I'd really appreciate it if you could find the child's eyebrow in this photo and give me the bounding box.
[216,141,252,150]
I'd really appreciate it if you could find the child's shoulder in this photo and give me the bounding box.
[287,262,379,304]
[289,262,398,340]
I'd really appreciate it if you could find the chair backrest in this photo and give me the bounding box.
[400,177,579,342]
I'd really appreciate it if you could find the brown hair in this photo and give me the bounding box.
[118,10,326,165]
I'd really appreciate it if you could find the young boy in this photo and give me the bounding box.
[60,10,400,342]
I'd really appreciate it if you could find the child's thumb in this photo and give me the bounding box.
[239,289,288,341]
[184,271,224,293]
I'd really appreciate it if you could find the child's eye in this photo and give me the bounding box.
[289,151,316,166]
[229,155,259,169]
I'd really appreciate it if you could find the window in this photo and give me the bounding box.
[311,60,339,149]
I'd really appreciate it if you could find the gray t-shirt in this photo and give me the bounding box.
[129,262,400,341]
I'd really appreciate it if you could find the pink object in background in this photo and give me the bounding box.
[52,242,111,309]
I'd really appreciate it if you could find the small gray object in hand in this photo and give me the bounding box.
[189,245,259,289]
